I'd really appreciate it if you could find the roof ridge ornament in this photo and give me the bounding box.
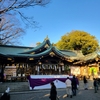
[44,44,49,48]
[49,52,55,57]
[44,35,49,41]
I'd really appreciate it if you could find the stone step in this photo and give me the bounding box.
[0,80,97,93]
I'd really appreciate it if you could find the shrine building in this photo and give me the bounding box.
[0,37,100,81]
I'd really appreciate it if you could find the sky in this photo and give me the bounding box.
[19,0,100,47]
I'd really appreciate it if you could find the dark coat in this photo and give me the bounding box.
[72,77,77,89]
[0,93,10,100]
[50,86,57,100]
[94,80,98,87]
[83,77,87,83]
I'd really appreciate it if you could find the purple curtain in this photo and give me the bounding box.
[27,76,79,89]
[57,78,67,83]
[28,76,56,88]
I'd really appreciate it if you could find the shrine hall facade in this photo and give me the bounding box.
[0,37,100,81]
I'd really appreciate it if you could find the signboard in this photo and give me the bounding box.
[4,66,17,77]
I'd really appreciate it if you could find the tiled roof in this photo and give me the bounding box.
[0,38,99,64]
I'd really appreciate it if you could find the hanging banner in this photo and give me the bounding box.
[55,65,57,71]
[62,66,64,71]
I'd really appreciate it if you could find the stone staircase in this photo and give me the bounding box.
[0,82,29,93]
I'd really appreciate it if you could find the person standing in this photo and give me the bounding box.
[0,87,10,100]
[83,76,88,90]
[93,78,98,93]
[72,75,77,96]
[65,77,72,98]
[76,76,79,90]
[49,82,57,100]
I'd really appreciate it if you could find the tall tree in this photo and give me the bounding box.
[0,0,50,26]
[0,16,24,45]
[56,30,99,55]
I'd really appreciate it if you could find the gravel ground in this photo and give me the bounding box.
[10,88,100,100]
[0,80,100,100]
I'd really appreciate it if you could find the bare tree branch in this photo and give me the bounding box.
[0,0,50,14]
[0,16,24,45]
[0,0,50,27]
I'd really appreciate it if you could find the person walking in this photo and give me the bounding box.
[49,82,57,100]
[83,76,88,90]
[72,75,77,96]
[65,77,72,98]
[93,78,98,93]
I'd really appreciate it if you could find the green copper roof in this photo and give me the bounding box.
[83,52,98,61]
[20,39,51,54]
[0,39,51,54]
[60,50,77,57]
[0,45,33,54]
[0,45,77,59]
[0,38,99,63]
